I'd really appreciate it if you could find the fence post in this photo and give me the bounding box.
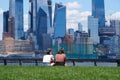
[72,60,75,66]
[19,59,22,66]
[94,61,97,66]
[4,59,7,66]
[35,60,38,66]
[117,61,120,67]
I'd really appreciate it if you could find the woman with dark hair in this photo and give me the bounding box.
[43,50,55,66]
[55,49,66,66]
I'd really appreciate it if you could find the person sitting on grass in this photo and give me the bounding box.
[43,50,55,66]
[55,48,66,66]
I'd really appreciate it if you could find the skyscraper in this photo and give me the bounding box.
[92,0,105,28]
[110,20,120,36]
[3,11,9,32]
[78,23,83,32]
[53,3,66,38]
[37,0,52,34]
[9,0,24,40]
[88,16,99,44]
[29,0,52,50]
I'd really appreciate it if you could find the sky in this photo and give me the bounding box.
[0,0,120,40]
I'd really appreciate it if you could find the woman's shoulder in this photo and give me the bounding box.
[62,53,66,56]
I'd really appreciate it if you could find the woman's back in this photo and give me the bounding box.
[55,54,66,62]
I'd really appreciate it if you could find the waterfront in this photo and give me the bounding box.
[0,61,117,67]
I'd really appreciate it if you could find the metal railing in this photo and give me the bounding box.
[0,58,120,66]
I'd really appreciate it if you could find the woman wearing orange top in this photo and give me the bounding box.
[55,49,66,66]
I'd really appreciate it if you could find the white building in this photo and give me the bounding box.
[88,16,100,44]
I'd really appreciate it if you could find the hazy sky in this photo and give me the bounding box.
[0,0,120,40]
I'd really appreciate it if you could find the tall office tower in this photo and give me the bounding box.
[92,0,105,28]
[3,11,9,32]
[110,20,120,36]
[29,0,52,50]
[68,28,74,35]
[37,0,52,34]
[78,23,83,32]
[88,16,99,44]
[9,0,24,40]
[68,28,74,40]
[53,3,66,38]
[74,32,93,54]
[48,0,52,29]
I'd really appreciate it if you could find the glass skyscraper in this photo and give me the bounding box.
[3,11,9,32]
[37,0,52,34]
[92,0,105,28]
[9,0,24,40]
[29,0,52,50]
[88,16,99,44]
[53,3,66,38]
[78,23,83,32]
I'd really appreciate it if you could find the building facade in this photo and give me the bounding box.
[88,16,99,44]
[29,0,52,50]
[68,28,74,40]
[3,11,9,33]
[9,0,24,40]
[78,23,83,32]
[74,32,93,54]
[110,20,120,36]
[92,0,105,28]
[53,3,66,38]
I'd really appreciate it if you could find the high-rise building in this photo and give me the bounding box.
[88,16,99,44]
[9,0,24,40]
[29,0,52,50]
[110,20,120,36]
[78,23,83,32]
[37,0,52,34]
[92,0,105,28]
[3,11,9,32]
[68,28,74,40]
[103,36,119,54]
[74,32,93,54]
[53,3,66,38]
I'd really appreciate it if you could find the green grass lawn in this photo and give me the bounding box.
[0,66,120,80]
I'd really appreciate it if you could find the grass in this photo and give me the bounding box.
[0,66,120,80]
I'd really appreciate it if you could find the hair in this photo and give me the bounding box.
[57,51,60,54]
[47,49,52,55]
[59,48,65,54]
[47,51,50,55]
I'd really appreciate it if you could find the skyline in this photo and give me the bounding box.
[0,0,120,40]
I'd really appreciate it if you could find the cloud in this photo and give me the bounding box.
[67,9,91,31]
[24,14,28,31]
[106,12,120,26]
[65,1,91,31]
[66,1,82,10]
[110,12,120,20]
[0,8,4,15]
[106,12,120,20]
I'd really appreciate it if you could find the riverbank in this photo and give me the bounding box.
[0,66,120,80]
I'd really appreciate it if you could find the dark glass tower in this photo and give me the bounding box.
[37,7,47,49]
[3,11,9,32]
[29,0,52,50]
[53,3,66,38]
[92,0,105,28]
